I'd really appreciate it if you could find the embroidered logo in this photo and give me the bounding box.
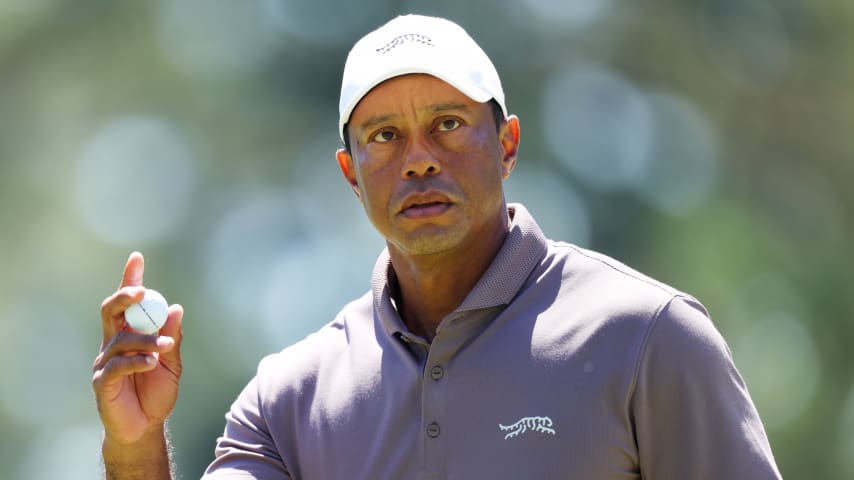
[375,33,434,55]
[498,416,556,440]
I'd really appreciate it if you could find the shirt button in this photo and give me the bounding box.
[427,422,440,438]
[430,365,444,380]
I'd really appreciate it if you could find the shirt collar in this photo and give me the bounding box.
[371,203,549,337]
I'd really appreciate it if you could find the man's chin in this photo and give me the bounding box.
[390,228,467,257]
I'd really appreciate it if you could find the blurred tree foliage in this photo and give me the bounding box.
[0,1,851,478]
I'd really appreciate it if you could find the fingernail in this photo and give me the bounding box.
[156,336,174,348]
[145,355,157,365]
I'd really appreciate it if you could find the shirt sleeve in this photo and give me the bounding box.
[201,375,291,480]
[631,295,782,479]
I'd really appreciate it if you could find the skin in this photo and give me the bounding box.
[92,73,520,478]
[92,252,184,480]
[337,74,520,340]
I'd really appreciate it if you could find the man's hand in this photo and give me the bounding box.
[92,252,184,479]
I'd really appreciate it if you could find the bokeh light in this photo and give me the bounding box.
[0,299,93,428]
[18,424,102,480]
[727,273,819,431]
[156,0,283,80]
[504,165,591,246]
[258,232,374,350]
[202,189,303,364]
[516,0,612,32]
[733,310,819,430]
[634,92,718,216]
[74,115,196,247]
[263,0,390,47]
[542,64,652,192]
[698,0,791,87]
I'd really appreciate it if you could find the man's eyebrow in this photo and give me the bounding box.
[425,102,471,114]
[357,113,399,132]
[356,103,472,131]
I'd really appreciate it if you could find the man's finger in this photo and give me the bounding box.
[100,286,146,343]
[120,252,145,288]
[157,304,184,369]
[95,330,175,370]
[93,353,159,391]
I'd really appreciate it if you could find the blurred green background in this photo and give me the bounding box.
[1,0,852,478]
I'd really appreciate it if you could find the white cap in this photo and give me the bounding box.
[338,14,507,141]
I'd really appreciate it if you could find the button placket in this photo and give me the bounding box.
[420,322,459,473]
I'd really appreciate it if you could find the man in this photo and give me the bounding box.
[93,14,782,479]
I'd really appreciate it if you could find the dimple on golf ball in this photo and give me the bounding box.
[125,289,168,335]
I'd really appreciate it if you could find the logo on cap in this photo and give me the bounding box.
[375,33,434,55]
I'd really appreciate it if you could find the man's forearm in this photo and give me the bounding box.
[103,425,174,480]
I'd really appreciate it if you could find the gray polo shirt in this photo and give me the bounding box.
[203,203,781,479]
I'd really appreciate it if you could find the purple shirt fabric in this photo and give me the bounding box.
[202,203,781,479]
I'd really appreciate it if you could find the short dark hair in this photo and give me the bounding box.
[341,99,505,153]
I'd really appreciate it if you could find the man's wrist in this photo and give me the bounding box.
[103,425,173,480]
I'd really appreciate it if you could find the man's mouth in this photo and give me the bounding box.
[403,201,452,218]
[400,193,454,219]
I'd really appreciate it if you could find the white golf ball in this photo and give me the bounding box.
[125,289,169,335]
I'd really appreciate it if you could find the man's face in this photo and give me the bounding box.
[337,74,519,258]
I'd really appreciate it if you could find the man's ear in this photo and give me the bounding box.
[499,115,520,179]
[336,148,362,201]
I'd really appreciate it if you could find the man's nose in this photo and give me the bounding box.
[400,136,441,179]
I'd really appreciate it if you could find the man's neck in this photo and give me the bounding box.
[388,210,511,342]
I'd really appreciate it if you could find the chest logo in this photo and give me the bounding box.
[498,416,556,440]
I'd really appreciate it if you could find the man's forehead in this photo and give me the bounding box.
[350,74,476,122]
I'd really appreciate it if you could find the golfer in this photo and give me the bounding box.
[93,14,782,479]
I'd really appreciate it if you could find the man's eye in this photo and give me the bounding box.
[372,130,396,143]
[437,119,460,132]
